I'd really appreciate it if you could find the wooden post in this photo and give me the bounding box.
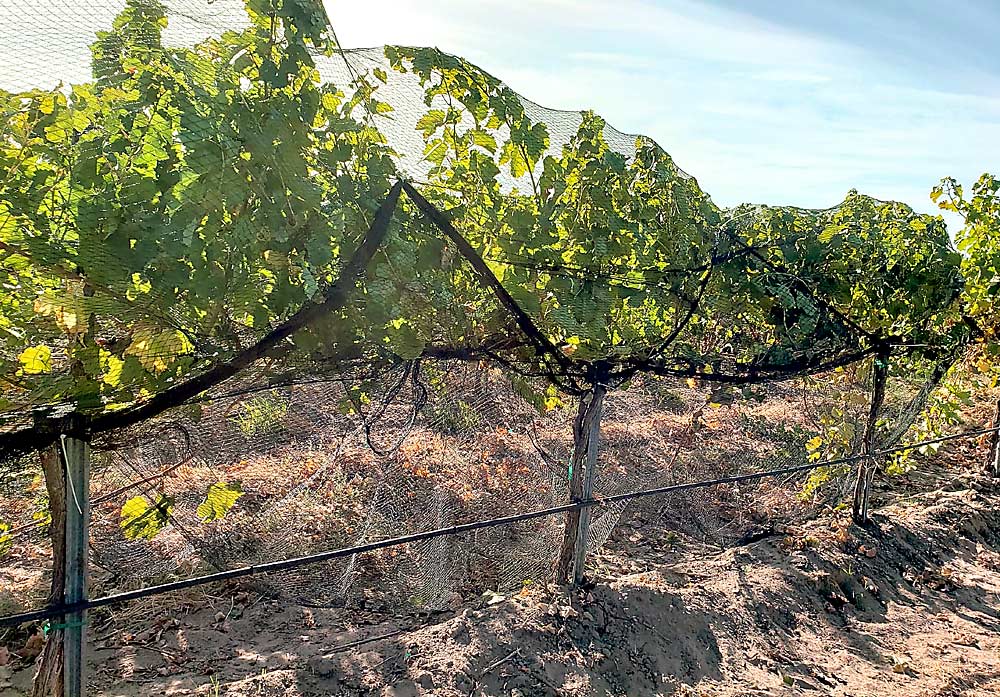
[555,365,607,585]
[61,434,89,697]
[32,445,66,697]
[987,397,1000,477]
[852,349,889,524]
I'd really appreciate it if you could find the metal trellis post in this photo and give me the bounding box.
[61,434,90,697]
[572,381,605,585]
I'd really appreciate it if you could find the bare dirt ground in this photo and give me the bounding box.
[4,454,1000,697]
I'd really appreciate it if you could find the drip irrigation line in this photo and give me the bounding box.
[2,424,996,629]
[0,501,578,627]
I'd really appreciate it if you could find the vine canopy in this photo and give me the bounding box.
[0,0,965,435]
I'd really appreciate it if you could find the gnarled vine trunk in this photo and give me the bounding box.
[852,351,889,524]
[555,384,605,584]
[987,397,1000,477]
[32,445,66,697]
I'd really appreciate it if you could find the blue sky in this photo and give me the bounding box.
[325,0,1000,219]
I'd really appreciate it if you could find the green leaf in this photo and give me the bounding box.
[500,140,530,178]
[415,109,447,137]
[818,225,840,243]
[470,129,498,154]
[385,320,425,359]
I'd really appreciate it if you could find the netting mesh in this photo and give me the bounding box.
[0,1,241,91]
[0,0,958,423]
[0,0,775,421]
[76,361,568,609]
[0,355,948,622]
[0,452,51,616]
[314,47,648,191]
[0,0,966,642]
[0,1,646,171]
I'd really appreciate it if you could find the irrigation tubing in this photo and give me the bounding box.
[2,424,997,628]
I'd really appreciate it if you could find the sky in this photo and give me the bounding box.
[324,0,1000,219]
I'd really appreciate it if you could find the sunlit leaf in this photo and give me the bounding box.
[19,346,52,374]
[196,482,244,522]
[120,494,174,540]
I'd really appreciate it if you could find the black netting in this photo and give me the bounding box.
[0,6,975,687]
[74,361,566,610]
[0,356,953,623]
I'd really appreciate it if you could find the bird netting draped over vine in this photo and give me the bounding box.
[0,0,977,632]
[0,0,966,442]
[1,351,951,615]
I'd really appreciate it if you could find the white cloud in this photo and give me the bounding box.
[0,0,989,225]
[325,0,856,71]
[325,0,999,224]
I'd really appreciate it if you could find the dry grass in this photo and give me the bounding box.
[0,371,970,631]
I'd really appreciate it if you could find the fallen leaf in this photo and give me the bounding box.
[19,632,44,661]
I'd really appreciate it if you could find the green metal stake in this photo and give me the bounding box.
[60,434,90,697]
[572,382,606,586]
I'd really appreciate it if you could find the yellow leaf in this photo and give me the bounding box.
[33,297,57,316]
[38,93,56,114]
[196,482,243,522]
[125,326,193,373]
[120,494,173,540]
[19,345,52,374]
[57,307,79,333]
[34,289,88,335]
[543,395,563,411]
[101,351,124,387]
